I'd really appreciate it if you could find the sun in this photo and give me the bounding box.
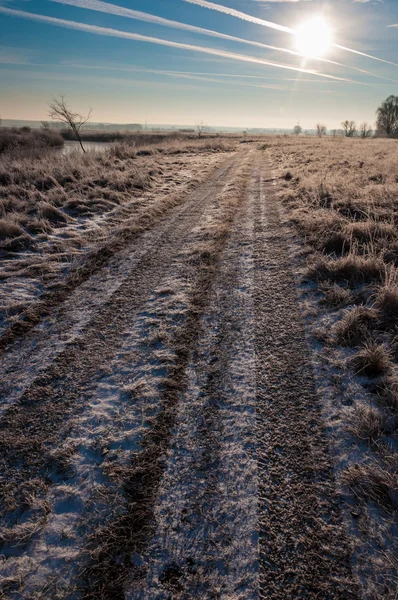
[295,17,333,59]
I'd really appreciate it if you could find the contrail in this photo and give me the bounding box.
[47,0,328,59]
[67,62,390,89]
[184,0,293,33]
[0,7,348,80]
[47,0,351,72]
[185,0,398,68]
[49,0,398,82]
[334,44,398,68]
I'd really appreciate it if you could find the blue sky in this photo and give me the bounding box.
[1,0,398,128]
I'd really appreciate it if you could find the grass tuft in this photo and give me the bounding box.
[353,342,392,378]
[306,253,384,285]
[334,307,379,346]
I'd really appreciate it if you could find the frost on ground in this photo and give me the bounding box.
[0,150,260,598]
[127,174,258,600]
[272,135,398,600]
[0,138,233,337]
[0,140,384,600]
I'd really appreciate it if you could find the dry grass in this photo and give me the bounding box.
[345,401,391,443]
[272,135,398,599]
[0,135,238,339]
[353,342,392,378]
[319,282,352,308]
[342,458,398,511]
[307,253,384,285]
[0,127,64,156]
[333,307,379,346]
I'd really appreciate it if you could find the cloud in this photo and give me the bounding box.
[0,45,30,64]
[252,0,303,3]
[0,6,348,80]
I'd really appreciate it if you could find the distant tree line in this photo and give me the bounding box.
[293,95,398,139]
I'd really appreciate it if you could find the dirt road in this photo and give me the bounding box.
[0,149,358,599]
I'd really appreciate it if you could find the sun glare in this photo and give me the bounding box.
[295,17,333,59]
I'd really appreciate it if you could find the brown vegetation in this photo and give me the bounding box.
[0,127,64,156]
[0,134,237,341]
[271,134,398,599]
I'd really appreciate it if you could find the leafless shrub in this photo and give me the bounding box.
[48,94,91,152]
[0,127,64,156]
[341,120,357,138]
[359,122,373,139]
[195,119,208,139]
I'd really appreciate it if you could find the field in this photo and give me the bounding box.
[0,134,397,599]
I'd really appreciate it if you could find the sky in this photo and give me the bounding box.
[1,0,398,128]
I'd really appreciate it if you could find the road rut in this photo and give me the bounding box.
[0,149,358,599]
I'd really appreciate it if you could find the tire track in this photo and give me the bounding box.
[0,152,230,355]
[81,156,252,600]
[126,163,258,600]
[0,154,235,420]
[252,162,359,599]
[0,150,362,600]
[0,153,243,553]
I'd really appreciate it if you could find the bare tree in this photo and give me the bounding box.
[341,120,357,137]
[376,95,398,137]
[41,121,51,130]
[293,124,302,136]
[359,122,373,139]
[48,95,91,152]
[195,120,207,139]
[316,123,327,137]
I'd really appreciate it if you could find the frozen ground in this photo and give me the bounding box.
[0,144,389,599]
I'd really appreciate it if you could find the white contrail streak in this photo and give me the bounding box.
[334,44,398,68]
[47,0,326,59]
[47,0,349,72]
[49,0,398,82]
[185,0,398,68]
[67,62,390,89]
[0,7,348,80]
[184,0,293,32]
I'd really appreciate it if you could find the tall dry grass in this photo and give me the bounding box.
[0,134,237,338]
[0,127,64,156]
[271,135,398,599]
